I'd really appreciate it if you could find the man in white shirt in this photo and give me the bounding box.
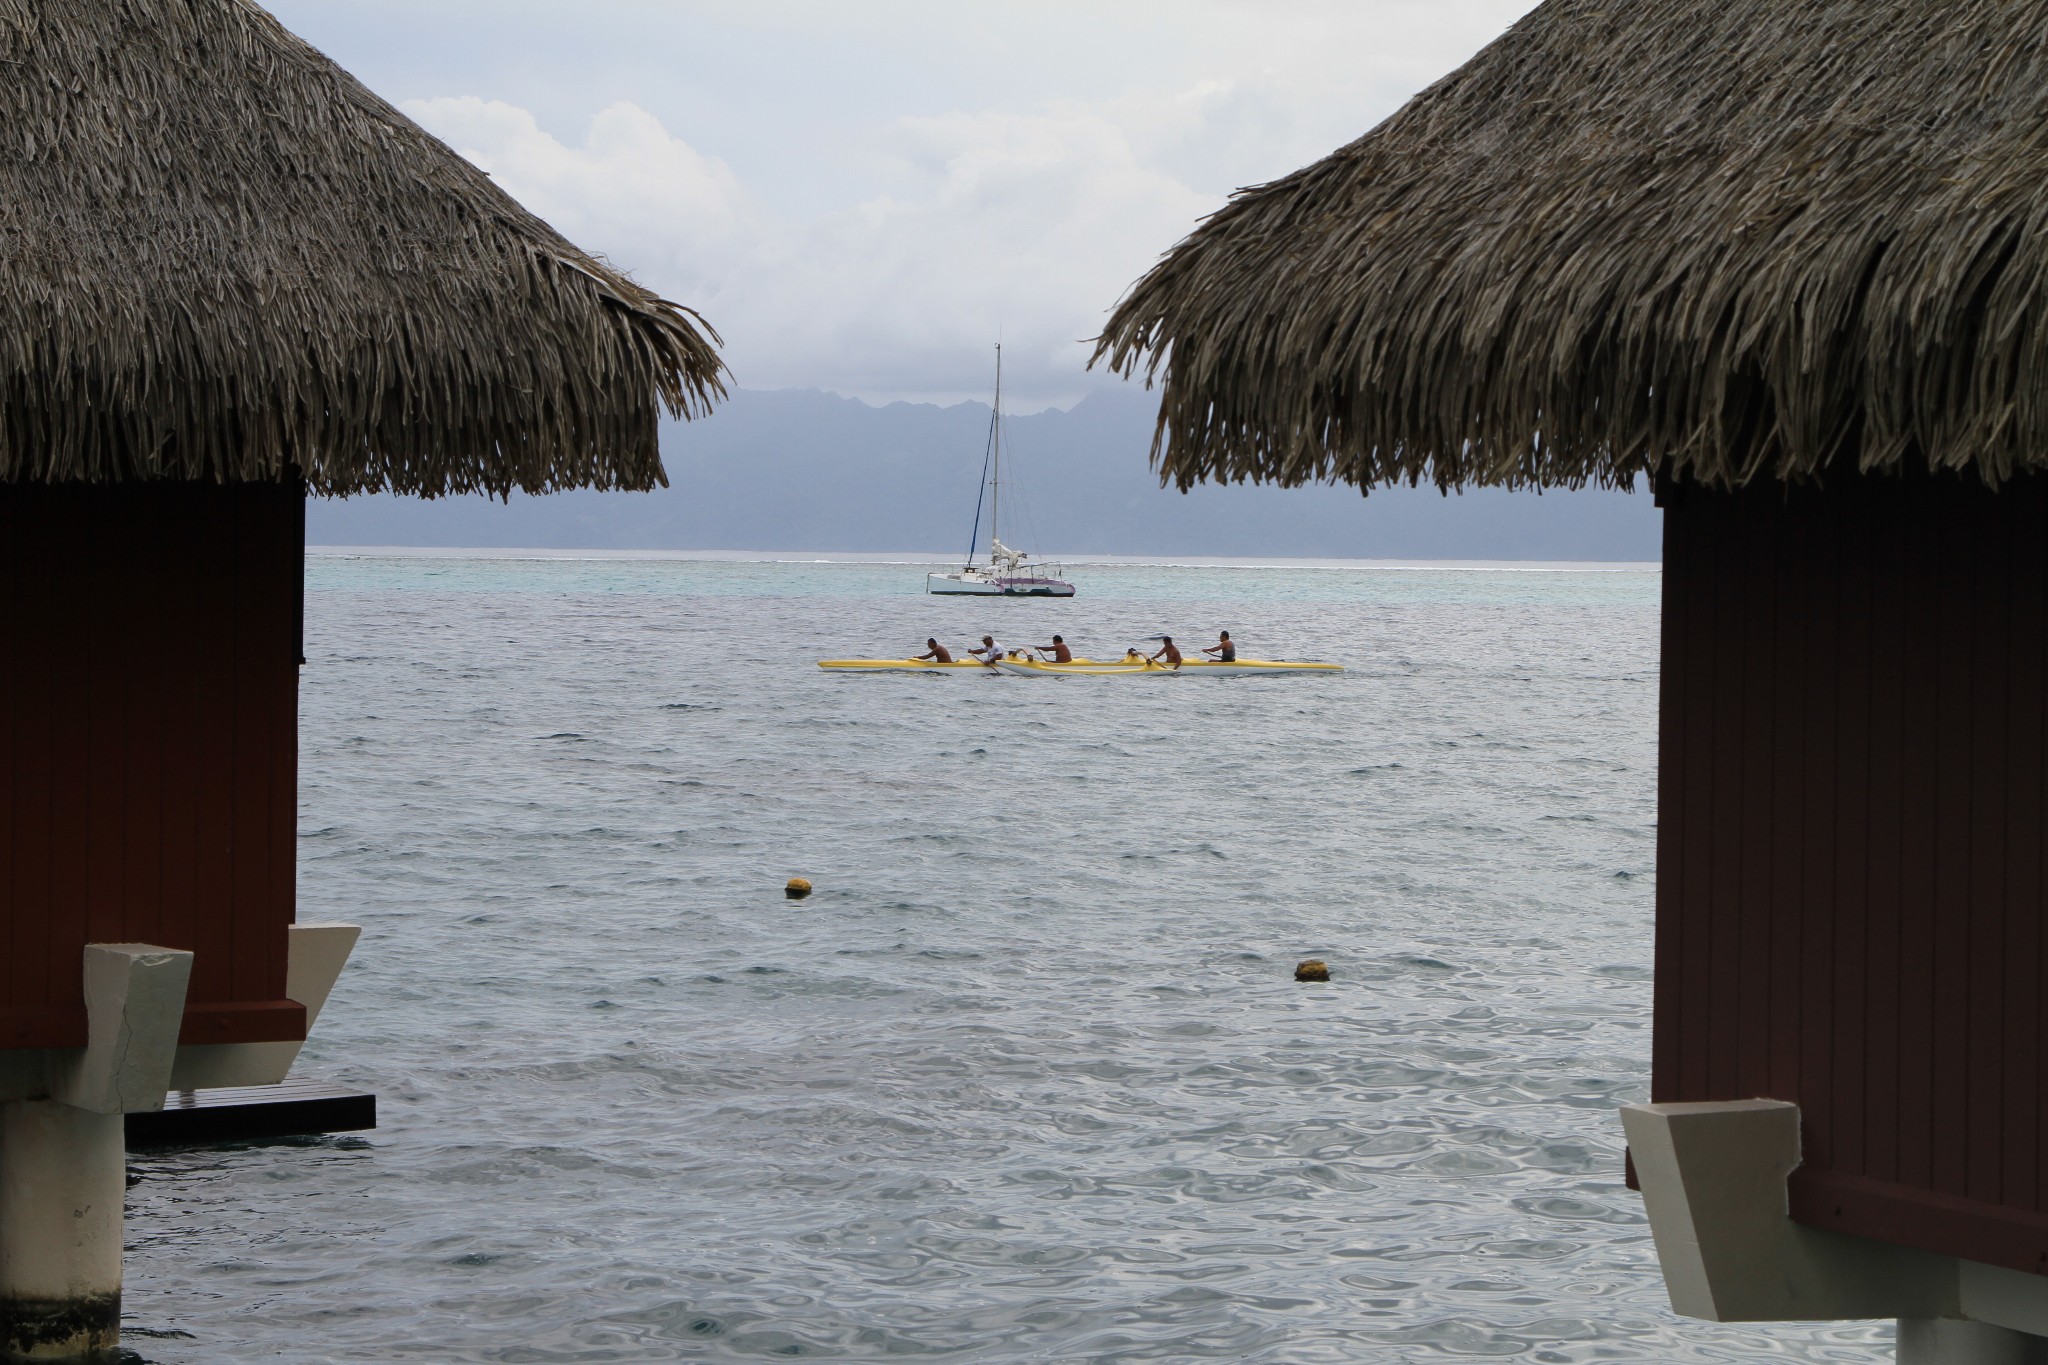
[969,635,1006,668]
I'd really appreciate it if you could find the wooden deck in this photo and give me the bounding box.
[126,1077,375,1147]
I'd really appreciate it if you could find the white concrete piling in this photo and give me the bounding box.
[0,1102,126,1359]
[0,945,193,1362]
[1898,1319,2042,1365]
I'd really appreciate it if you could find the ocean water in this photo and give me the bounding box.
[120,554,1889,1364]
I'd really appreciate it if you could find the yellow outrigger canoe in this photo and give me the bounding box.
[995,656,1341,678]
[817,654,1340,676]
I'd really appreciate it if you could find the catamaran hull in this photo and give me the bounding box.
[926,573,1075,597]
[925,574,1001,596]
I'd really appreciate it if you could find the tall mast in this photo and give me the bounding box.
[989,342,1001,557]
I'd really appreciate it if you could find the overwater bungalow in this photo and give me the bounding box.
[1097,2,2048,1360]
[0,1,721,1357]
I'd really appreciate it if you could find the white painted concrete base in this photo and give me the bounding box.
[1898,1319,2048,1365]
[0,1102,124,1360]
[1621,1099,1953,1321]
[169,923,361,1091]
[0,931,360,1360]
[51,944,194,1115]
[1964,1264,2048,1340]
[1622,1101,2048,1363]
[1,924,363,1103]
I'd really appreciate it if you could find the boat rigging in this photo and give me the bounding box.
[926,344,1075,598]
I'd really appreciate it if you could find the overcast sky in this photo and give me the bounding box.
[267,1,1538,410]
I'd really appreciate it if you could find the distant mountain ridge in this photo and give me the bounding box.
[307,386,1661,561]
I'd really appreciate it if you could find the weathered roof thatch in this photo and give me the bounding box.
[2,0,723,496]
[1096,0,2048,494]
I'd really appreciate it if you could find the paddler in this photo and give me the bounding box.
[914,638,954,663]
[1202,630,1236,663]
[1034,634,1073,663]
[968,634,1007,669]
[1147,635,1184,670]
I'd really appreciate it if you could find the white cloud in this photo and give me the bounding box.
[407,97,763,305]
[740,102,1216,403]
[408,91,1218,408]
[373,1,1542,409]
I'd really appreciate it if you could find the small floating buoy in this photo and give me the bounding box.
[1295,959,1330,982]
[784,877,813,900]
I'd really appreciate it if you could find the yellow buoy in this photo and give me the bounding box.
[1294,959,1330,982]
[785,877,813,900]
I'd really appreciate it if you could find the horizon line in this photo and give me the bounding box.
[308,545,1660,572]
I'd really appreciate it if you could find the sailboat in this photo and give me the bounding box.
[926,345,1076,598]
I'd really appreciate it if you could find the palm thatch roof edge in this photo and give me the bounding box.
[1,0,725,497]
[1092,0,2048,496]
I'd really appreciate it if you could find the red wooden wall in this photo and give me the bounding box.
[1655,469,2048,1275]
[0,480,306,1050]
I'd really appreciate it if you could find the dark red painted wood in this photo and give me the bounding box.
[1895,487,1940,1194]
[156,500,208,995]
[1797,495,1839,1172]
[1651,497,1688,1102]
[1931,492,1975,1201]
[1788,1168,2048,1273]
[1966,502,2011,1207]
[1707,506,1747,1103]
[187,499,240,1016]
[0,481,306,1050]
[42,517,93,1018]
[2003,502,2044,1215]
[1862,489,1907,1189]
[1830,497,1871,1179]
[80,503,123,950]
[1736,498,1777,1104]
[122,495,167,953]
[1767,496,1809,1108]
[1657,470,2048,1276]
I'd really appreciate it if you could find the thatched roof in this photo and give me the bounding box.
[1,0,723,496]
[1095,0,2048,494]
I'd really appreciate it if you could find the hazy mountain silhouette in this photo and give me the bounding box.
[308,386,1660,560]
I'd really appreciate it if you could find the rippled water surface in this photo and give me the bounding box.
[124,555,1890,1363]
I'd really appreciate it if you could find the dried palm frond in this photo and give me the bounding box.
[0,0,725,496]
[1095,0,2048,494]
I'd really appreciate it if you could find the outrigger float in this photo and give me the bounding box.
[816,657,1008,672]
[817,653,1341,677]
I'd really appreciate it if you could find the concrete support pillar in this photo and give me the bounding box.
[1623,1102,2048,1363]
[1621,1099,1953,1322]
[0,945,192,1362]
[169,923,360,1091]
[0,1102,125,1360]
[0,934,360,1361]
[1899,1319,2047,1365]
[50,945,193,1116]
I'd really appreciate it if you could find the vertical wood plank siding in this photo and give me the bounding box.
[1656,472,2048,1276]
[0,482,307,1050]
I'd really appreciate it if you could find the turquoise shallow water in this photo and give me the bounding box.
[303,552,1661,606]
[122,554,1887,1363]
